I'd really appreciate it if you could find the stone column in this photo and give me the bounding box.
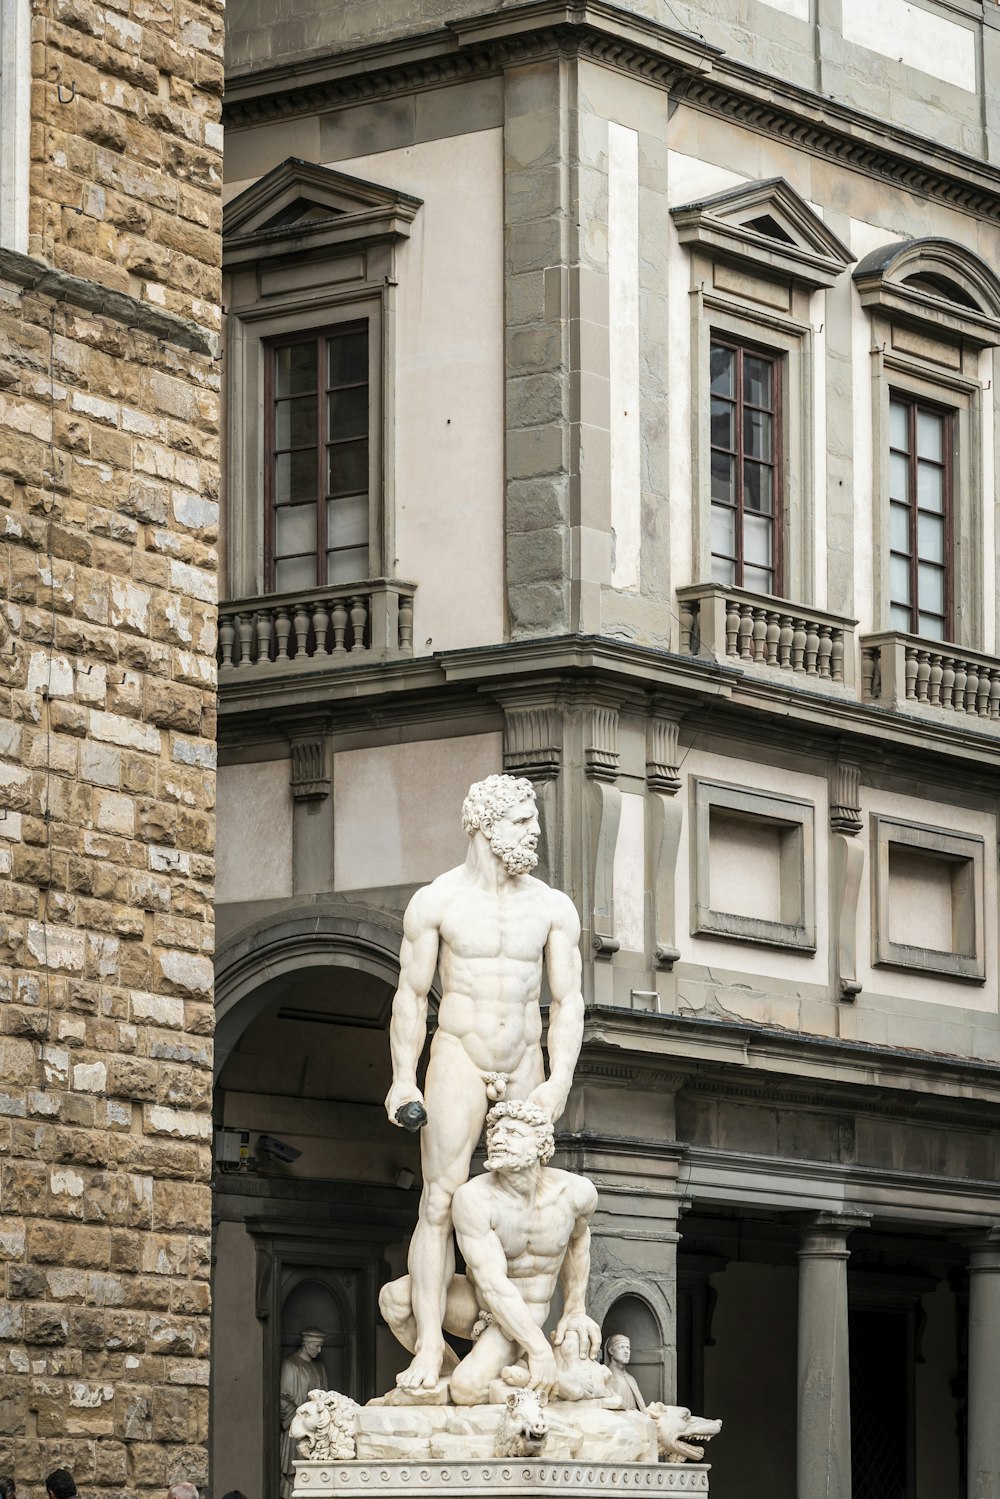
[967,1227,1000,1499]
[796,1212,869,1499]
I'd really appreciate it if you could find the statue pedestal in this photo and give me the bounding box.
[293,1460,710,1499]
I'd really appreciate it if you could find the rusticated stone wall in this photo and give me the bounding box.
[0,0,222,1494]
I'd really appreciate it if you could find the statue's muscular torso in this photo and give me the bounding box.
[423,868,569,1076]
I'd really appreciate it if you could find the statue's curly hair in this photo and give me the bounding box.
[462,774,536,837]
[486,1099,555,1165]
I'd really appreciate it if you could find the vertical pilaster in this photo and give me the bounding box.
[967,1227,1000,1499]
[796,1212,869,1499]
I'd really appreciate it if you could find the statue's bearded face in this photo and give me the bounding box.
[487,797,540,875]
[485,1116,542,1172]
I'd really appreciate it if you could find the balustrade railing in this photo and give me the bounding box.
[860,632,1000,724]
[218,580,415,672]
[676,584,856,687]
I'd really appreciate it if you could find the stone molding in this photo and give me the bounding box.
[585,704,620,782]
[223,3,1000,224]
[501,699,564,780]
[646,714,681,794]
[292,1460,709,1497]
[829,761,863,835]
[0,246,218,355]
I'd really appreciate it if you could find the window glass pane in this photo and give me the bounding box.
[328,386,368,442]
[275,503,317,557]
[916,461,944,513]
[328,439,369,497]
[710,398,734,452]
[711,554,736,586]
[327,492,368,552]
[274,341,317,398]
[918,612,945,641]
[710,503,735,559]
[743,461,773,515]
[328,330,368,387]
[890,501,911,553]
[889,452,910,503]
[327,546,370,585]
[890,603,913,633]
[917,511,945,564]
[744,512,773,568]
[744,408,773,462]
[275,449,317,505]
[275,554,317,592]
[890,553,912,606]
[743,564,774,594]
[711,451,734,506]
[743,356,773,409]
[275,396,317,450]
[889,399,909,451]
[916,410,944,462]
[917,562,945,616]
[710,344,734,397]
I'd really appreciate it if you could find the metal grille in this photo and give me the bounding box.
[850,1308,909,1499]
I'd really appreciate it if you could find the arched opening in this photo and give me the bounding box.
[211,932,423,1499]
[601,1293,665,1406]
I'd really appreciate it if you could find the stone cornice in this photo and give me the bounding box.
[222,0,1000,223]
[0,247,218,356]
[583,1008,1000,1117]
[218,631,1000,787]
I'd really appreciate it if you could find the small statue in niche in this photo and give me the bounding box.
[603,1333,647,1413]
[280,1329,328,1498]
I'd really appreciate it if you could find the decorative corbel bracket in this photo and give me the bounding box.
[289,731,331,802]
[830,757,863,1000]
[496,690,564,884]
[585,703,621,959]
[647,709,684,971]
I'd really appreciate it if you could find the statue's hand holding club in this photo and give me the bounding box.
[385,1081,428,1131]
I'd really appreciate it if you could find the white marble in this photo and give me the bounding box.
[293,1460,710,1498]
[383,775,585,1393]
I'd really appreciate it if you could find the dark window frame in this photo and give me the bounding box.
[887,389,953,641]
[709,333,784,595]
[262,320,371,594]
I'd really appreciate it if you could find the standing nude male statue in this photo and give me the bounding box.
[380,1101,602,1403]
[383,774,585,1391]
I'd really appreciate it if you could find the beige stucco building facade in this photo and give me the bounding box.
[212,3,1000,1499]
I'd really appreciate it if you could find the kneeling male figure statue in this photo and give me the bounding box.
[380,1101,602,1405]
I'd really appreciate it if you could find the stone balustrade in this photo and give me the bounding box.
[218,580,416,671]
[676,584,856,687]
[860,631,1000,724]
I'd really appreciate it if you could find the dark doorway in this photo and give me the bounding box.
[850,1307,912,1499]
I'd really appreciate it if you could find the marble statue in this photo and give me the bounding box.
[647,1405,723,1463]
[280,1330,327,1498]
[383,774,585,1391]
[380,1100,602,1404]
[290,1390,360,1462]
[604,1334,647,1412]
[288,775,724,1493]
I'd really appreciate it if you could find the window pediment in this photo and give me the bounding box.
[223,157,422,268]
[671,176,855,292]
[853,238,1000,349]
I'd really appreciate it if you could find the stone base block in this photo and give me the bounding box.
[293,1460,710,1499]
[352,1401,657,1464]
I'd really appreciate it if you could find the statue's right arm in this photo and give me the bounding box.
[384,886,441,1126]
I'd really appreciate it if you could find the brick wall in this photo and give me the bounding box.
[0,0,222,1494]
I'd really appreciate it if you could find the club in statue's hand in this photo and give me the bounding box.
[395,1101,428,1132]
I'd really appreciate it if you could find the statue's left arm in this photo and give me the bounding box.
[551,1178,602,1359]
[528,891,583,1123]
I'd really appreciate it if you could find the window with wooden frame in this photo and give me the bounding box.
[264,322,370,594]
[888,393,952,641]
[709,338,782,594]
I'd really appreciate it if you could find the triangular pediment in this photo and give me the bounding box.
[223,157,422,248]
[671,177,855,291]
